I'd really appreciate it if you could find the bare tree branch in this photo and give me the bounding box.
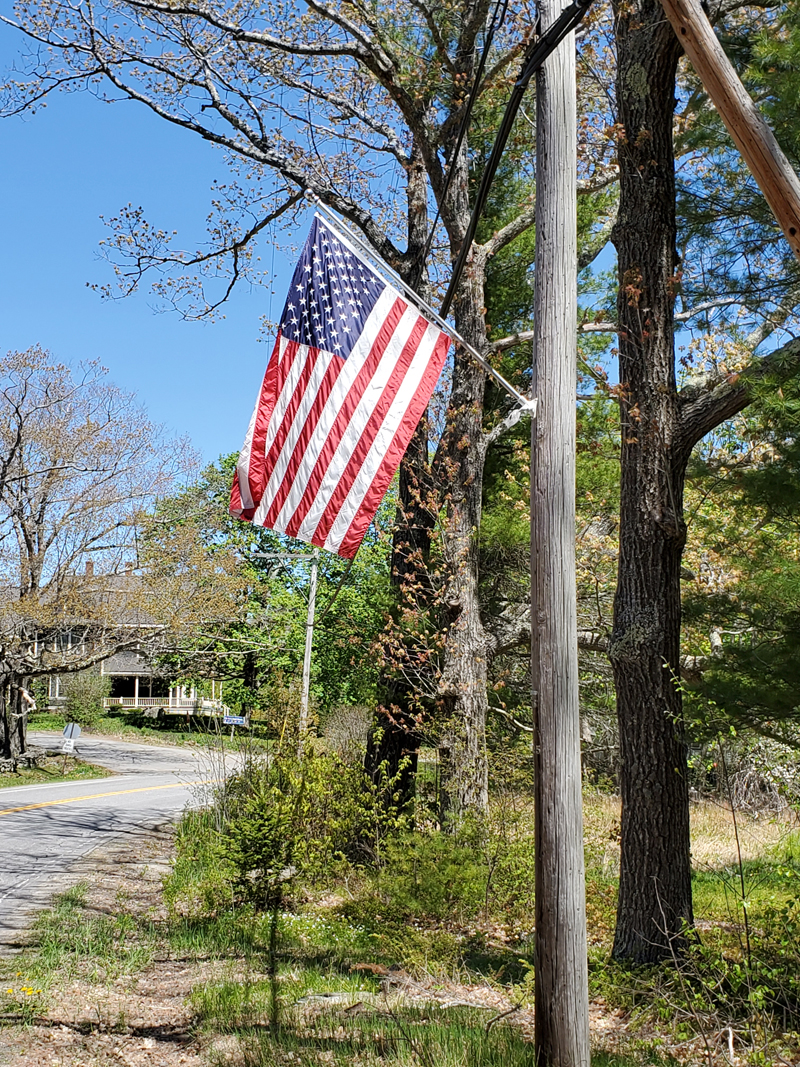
[484,201,536,258]
[674,296,743,322]
[677,334,800,459]
[488,329,535,355]
[578,205,617,270]
[120,0,372,60]
[579,321,617,332]
[405,0,457,73]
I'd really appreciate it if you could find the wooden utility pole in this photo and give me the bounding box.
[659,0,800,264]
[531,1,590,1063]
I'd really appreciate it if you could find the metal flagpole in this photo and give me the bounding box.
[253,549,319,755]
[298,547,319,757]
[305,192,536,414]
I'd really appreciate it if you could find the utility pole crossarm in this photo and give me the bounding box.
[660,0,800,264]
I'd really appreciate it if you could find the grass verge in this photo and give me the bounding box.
[0,754,110,790]
[1,773,798,1067]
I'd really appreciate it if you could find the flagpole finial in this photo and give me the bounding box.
[304,188,319,204]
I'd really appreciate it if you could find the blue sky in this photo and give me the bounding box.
[1,24,622,476]
[0,28,296,465]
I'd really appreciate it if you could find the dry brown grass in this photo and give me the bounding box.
[688,799,794,867]
[582,792,794,874]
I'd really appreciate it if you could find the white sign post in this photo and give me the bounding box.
[61,723,81,768]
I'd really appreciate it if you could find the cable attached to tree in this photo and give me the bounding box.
[439,0,594,319]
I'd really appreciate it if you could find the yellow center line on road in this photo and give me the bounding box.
[0,780,213,817]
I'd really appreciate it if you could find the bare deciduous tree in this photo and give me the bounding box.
[0,347,240,762]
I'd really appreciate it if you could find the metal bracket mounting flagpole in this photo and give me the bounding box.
[305,192,536,416]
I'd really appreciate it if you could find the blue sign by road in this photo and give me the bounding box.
[223,715,248,726]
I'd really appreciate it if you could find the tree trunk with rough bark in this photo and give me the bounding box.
[609,0,693,962]
[0,669,27,764]
[366,114,493,823]
[435,262,492,820]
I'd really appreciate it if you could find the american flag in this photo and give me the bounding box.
[230,215,451,558]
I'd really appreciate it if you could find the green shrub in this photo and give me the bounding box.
[61,670,111,727]
[589,897,800,1059]
[163,808,236,919]
[27,709,66,731]
[371,832,488,922]
[221,748,402,907]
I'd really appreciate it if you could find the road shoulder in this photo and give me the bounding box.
[0,827,209,1067]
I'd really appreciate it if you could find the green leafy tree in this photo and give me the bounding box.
[682,374,800,741]
[150,455,393,726]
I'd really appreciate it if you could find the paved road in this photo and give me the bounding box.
[0,733,230,952]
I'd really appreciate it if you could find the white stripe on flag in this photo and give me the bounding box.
[252,344,335,527]
[323,321,441,552]
[283,302,421,537]
[235,401,260,511]
[254,286,401,527]
[261,337,314,462]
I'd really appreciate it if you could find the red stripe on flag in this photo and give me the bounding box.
[231,335,283,520]
[336,329,451,557]
[304,312,430,546]
[230,473,245,516]
[256,344,340,513]
[268,297,408,534]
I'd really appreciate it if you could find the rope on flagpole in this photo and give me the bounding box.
[304,191,536,415]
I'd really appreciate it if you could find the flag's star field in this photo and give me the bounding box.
[280,218,386,359]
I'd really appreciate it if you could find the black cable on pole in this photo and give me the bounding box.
[418,0,510,277]
[439,0,594,319]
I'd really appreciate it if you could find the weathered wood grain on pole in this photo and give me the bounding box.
[531,2,590,1063]
[660,0,800,264]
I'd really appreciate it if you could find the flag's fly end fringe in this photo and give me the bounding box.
[304,191,534,411]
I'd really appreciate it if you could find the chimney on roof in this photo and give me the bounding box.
[85,561,94,577]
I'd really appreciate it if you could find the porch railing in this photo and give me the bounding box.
[103,696,228,715]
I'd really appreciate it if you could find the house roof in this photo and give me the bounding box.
[0,569,163,632]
